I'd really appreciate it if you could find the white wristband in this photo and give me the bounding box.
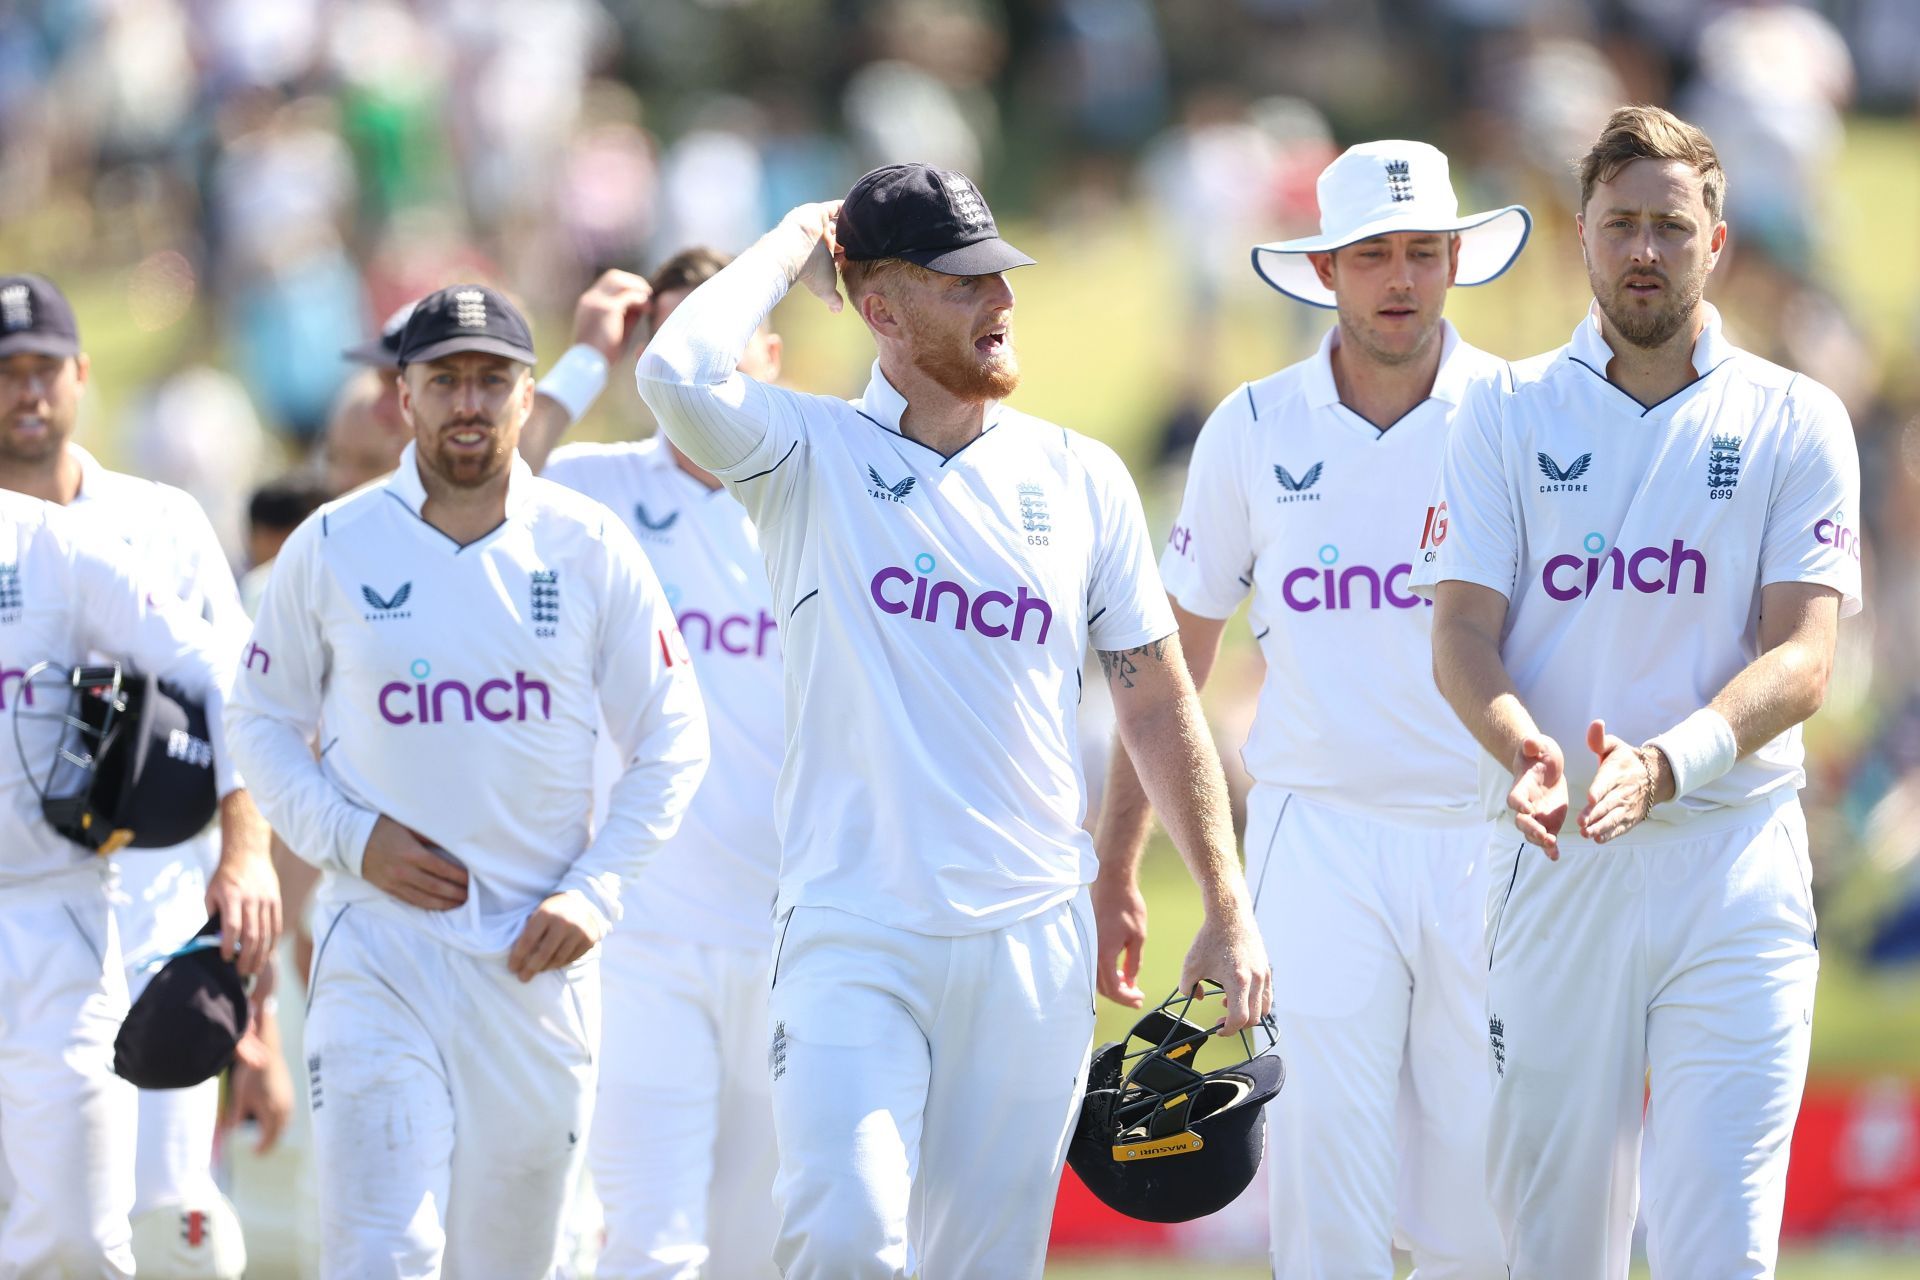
[1645,707,1738,801]
[536,344,610,423]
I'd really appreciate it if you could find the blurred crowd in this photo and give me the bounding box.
[4,0,1920,954]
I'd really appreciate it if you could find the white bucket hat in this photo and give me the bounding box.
[1251,140,1531,309]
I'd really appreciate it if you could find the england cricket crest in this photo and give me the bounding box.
[0,284,30,332]
[1383,159,1414,203]
[1017,481,1051,545]
[531,569,559,637]
[1707,434,1743,499]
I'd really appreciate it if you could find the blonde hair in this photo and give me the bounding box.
[1576,104,1725,221]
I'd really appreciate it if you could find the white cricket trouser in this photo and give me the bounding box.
[767,894,1096,1280]
[0,873,137,1279]
[590,929,778,1280]
[1245,786,1505,1279]
[115,847,230,1232]
[303,902,598,1279]
[1485,794,1818,1279]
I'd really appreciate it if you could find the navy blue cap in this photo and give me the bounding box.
[838,164,1035,276]
[342,301,416,369]
[114,916,248,1090]
[0,274,80,358]
[397,285,535,368]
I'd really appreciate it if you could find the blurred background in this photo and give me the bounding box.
[4,0,1917,1274]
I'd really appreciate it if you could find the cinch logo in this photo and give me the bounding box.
[866,466,915,503]
[1167,524,1193,558]
[1542,533,1707,601]
[377,659,551,724]
[869,553,1052,644]
[1814,516,1862,561]
[1537,452,1591,493]
[361,582,412,621]
[244,642,271,675]
[1279,545,1425,612]
[0,666,33,709]
[1274,462,1323,504]
[677,608,778,658]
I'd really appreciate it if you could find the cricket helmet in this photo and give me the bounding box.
[1067,982,1284,1223]
[12,662,219,854]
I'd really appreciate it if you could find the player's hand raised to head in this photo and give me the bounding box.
[1507,733,1569,859]
[571,269,653,364]
[1579,718,1674,844]
[1179,904,1272,1035]
[360,815,469,911]
[779,201,844,313]
[508,890,608,982]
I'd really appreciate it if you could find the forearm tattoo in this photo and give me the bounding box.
[1097,639,1169,689]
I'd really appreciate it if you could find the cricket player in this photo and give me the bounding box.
[0,484,249,1279]
[637,164,1271,1279]
[0,272,280,1278]
[226,284,710,1278]
[537,246,786,1279]
[1098,143,1526,1277]
[1420,106,1860,1278]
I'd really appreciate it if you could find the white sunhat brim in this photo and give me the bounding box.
[1250,205,1533,309]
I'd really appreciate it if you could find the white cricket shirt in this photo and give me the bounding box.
[0,490,240,888]
[67,444,250,879]
[1415,304,1863,834]
[545,436,783,950]
[226,443,710,955]
[638,256,1176,936]
[1163,322,1496,820]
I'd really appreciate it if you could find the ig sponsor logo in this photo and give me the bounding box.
[1814,515,1862,562]
[1279,545,1426,612]
[1418,502,1448,563]
[378,659,552,724]
[1541,533,1707,601]
[869,553,1053,644]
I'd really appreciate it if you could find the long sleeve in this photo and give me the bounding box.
[555,516,710,926]
[67,526,244,797]
[223,516,380,875]
[635,240,803,476]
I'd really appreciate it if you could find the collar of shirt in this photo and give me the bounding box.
[1569,300,1733,378]
[855,361,1006,438]
[1301,319,1472,421]
[385,440,535,520]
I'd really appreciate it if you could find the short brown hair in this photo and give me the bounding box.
[1576,105,1725,221]
[649,246,731,297]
